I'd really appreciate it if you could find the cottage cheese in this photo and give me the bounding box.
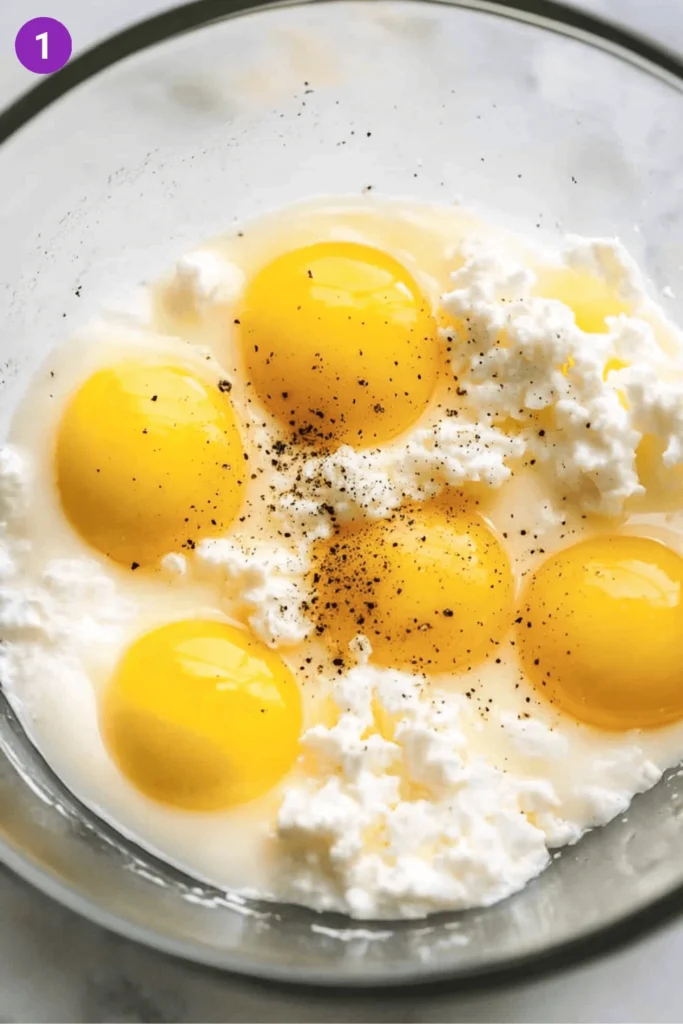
[441,238,683,516]
[276,648,553,918]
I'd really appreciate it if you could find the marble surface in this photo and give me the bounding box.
[2,0,683,1020]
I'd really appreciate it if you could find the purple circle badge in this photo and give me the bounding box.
[15,17,72,75]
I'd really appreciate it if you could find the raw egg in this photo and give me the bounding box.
[102,619,302,811]
[56,361,244,568]
[518,535,683,730]
[534,266,630,333]
[239,242,439,448]
[312,505,513,672]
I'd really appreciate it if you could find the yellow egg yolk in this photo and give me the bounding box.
[239,242,439,448]
[534,267,630,333]
[518,535,683,730]
[102,620,302,810]
[312,507,513,673]
[56,362,244,568]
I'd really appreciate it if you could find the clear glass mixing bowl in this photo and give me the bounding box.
[2,0,683,990]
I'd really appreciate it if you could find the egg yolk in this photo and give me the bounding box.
[534,267,630,333]
[239,242,439,448]
[518,536,683,730]
[102,620,302,810]
[312,507,513,673]
[56,362,244,568]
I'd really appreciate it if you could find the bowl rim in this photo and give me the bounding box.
[2,0,683,993]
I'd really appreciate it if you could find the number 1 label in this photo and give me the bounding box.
[15,18,72,74]
[36,31,48,60]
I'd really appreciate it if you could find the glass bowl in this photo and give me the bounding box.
[2,0,683,990]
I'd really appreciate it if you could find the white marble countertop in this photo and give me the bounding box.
[2,0,683,1020]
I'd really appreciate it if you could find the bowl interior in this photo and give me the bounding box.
[2,0,683,986]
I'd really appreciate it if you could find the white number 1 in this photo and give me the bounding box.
[36,31,48,60]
